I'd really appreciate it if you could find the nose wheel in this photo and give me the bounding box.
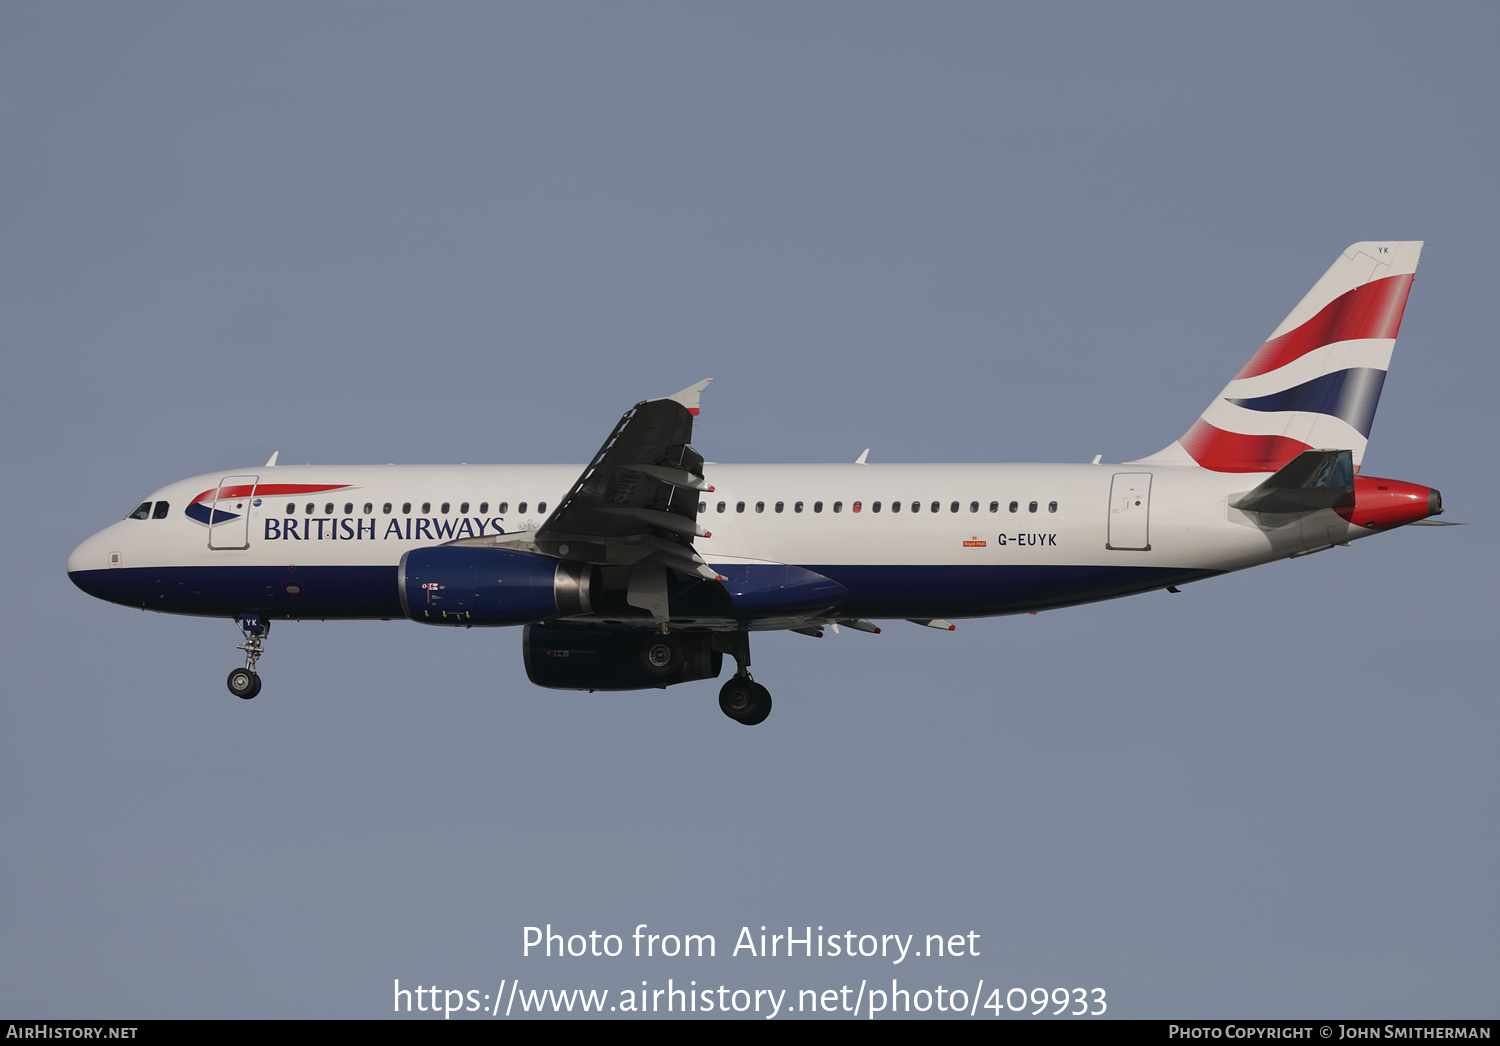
[227,667,261,699]
[227,614,268,699]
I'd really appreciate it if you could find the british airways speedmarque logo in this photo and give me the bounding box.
[185,483,351,527]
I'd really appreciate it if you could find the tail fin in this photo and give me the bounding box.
[1135,241,1422,472]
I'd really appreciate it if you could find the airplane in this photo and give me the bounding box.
[68,241,1446,725]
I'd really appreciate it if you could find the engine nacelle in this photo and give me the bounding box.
[398,547,598,626]
[523,624,723,691]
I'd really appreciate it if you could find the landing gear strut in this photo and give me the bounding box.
[715,630,772,726]
[227,614,268,700]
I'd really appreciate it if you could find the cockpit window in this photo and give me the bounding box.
[152,501,170,519]
[128,502,152,520]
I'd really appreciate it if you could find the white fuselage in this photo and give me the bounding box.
[68,461,1359,625]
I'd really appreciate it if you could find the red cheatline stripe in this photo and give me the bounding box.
[192,483,351,503]
[1179,419,1312,473]
[1235,273,1413,379]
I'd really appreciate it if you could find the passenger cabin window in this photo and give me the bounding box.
[755,501,765,513]
[736,502,745,513]
[421,502,431,514]
[1009,501,1018,513]
[774,501,784,513]
[363,503,373,514]
[324,503,335,514]
[402,503,412,514]
[498,502,508,513]
[440,503,450,514]
[912,501,920,513]
[930,501,940,513]
[872,501,882,513]
[459,502,468,514]
[479,502,488,514]
[344,503,353,515]
[1028,501,1038,513]
[537,502,546,513]
[717,502,726,513]
[950,501,959,513]
[286,503,296,515]
[383,503,392,514]
[990,501,999,513]
[1049,501,1058,513]
[128,502,151,520]
[794,501,804,513]
[518,502,528,514]
[970,501,979,513]
[814,501,823,513]
[890,501,900,513]
[306,503,315,514]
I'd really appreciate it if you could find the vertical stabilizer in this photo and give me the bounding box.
[1134,241,1422,472]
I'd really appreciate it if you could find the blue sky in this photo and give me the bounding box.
[2,3,1496,1018]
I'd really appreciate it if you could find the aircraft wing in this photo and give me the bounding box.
[533,380,720,584]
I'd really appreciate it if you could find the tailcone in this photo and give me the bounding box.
[1338,475,1440,530]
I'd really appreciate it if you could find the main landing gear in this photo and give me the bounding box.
[715,630,772,726]
[227,614,268,700]
[719,676,772,726]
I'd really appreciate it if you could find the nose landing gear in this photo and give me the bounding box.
[227,666,260,699]
[227,614,268,700]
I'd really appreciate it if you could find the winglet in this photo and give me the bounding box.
[855,448,870,465]
[265,451,279,467]
[663,379,712,416]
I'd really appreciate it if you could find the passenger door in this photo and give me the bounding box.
[1106,473,1152,551]
[207,474,259,550]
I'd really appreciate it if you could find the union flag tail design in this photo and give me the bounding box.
[1136,241,1422,472]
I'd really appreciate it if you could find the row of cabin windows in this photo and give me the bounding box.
[131,495,1052,522]
[283,500,546,516]
[696,499,1060,515]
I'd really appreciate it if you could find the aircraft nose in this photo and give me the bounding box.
[67,525,121,592]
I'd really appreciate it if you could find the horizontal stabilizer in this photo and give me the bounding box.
[1230,448,1354,515]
